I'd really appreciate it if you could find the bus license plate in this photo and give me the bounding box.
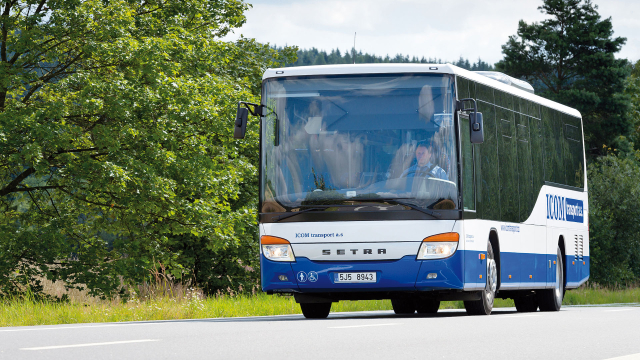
[335,272,376,283]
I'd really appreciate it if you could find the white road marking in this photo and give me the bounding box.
[604,309,635,312]
[566,303,640,308]
[0,312,315,332]
[329,323,402,329]
[0,323,157,332]
[20,339,160,351]
[603,353,640,360]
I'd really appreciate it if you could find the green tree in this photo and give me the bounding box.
[0,0,295,298]
[626,60,640,149]
[588,155,640,286]
[496,0,630,156]
[288,47,493,70]
[313,53,326,65]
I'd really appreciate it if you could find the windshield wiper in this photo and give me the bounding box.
[356,198,443,219]
[274,202,379,222]
[391,200,442,219]
[274,201,393,222]
[273,206,330,222]
[272,198,445,221]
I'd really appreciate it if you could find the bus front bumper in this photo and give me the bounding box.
[261,252,464,293]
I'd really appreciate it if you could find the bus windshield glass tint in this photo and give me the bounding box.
[261,74,458,213]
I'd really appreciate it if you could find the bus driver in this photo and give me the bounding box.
[400,139,448,181]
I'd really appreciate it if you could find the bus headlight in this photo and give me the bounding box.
[261,236,295,262]
[417,233,459,260]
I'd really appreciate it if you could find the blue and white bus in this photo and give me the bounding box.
[234,64,588,318]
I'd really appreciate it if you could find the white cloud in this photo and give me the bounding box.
[223,0,639,64]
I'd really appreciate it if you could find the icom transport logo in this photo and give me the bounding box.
[546,194,583,223]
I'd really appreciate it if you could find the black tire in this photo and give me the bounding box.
[538,245,564,311]
[514,294,539,312]
[391,298,415,314]
[300,303,331,319]
[416,299,440,314]
[464,240,497,316]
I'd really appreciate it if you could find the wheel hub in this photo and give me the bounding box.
[554,257,562,298]
[486,258,497,303]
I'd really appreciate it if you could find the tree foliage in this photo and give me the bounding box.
[625,60,640,150]
[496,0,631,156]
[588,155,640,286]
[0,0,296,298]
[585,59,640,288]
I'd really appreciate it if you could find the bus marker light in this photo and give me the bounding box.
[509,275,512,279]
[423,233,459,242]
[278,275,288,281]
[479,275,482,279]
[427,273,437,279]
[261,236,290,245]
[480,254,486,260]
[572,261,575,265]
[583,261,585,265]
[554,260,556,265]
[529,275,532,279]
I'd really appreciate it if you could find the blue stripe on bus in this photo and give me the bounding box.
[261,252,465,292]
[260,251,589,292]
[465,251,552,286]
[290,256,425,292]
[464,250,589,288]
[565,254,590,289]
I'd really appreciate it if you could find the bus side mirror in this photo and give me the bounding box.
[470,112,484,144]
[458,98,484,144]
[234,107,248,139]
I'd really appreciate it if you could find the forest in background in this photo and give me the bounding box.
[284,47,495,71]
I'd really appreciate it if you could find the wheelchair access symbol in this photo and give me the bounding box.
[297,271,307,282]
[308,271,318,282]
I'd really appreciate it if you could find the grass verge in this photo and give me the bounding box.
[1,287,637,327]
[563,286,640,305]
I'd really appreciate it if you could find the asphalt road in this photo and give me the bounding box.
[2,305,640,360]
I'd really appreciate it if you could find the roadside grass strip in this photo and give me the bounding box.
[0,294,509,327]
[1,287,637,327]
[563,286,640,305]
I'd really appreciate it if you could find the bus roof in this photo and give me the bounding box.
[263,64,582,119]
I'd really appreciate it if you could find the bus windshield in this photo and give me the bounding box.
[261,74,459,214]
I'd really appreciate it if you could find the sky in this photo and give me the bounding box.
[221,0,640,65]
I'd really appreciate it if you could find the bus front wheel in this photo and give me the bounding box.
[416,299,440,314]
[391,298,416,314]
[300,303,331,319]
[464,240,497,315]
